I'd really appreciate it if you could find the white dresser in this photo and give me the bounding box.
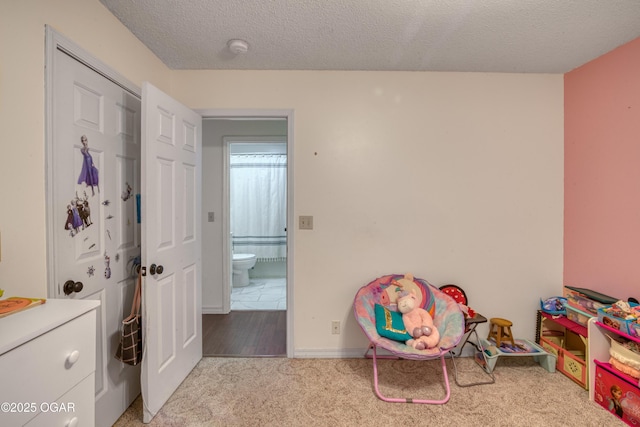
[0,299,100,427]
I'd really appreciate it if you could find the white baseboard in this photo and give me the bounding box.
[293,348,366,358]
[293,345,475,359]
[202,306,226,314]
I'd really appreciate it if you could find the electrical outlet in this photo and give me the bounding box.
[208,212,215,222]
[299,215,313,230]
[331,320,340,335]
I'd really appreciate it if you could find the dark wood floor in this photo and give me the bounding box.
[202,311,287,357]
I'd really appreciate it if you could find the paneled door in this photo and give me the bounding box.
[140,82,203,422]
[51,48,141,427]
[49,37,203,424]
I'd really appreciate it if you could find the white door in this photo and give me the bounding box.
[51,49,142,427]
[140,82,203,422]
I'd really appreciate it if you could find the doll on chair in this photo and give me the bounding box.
[397,290,440,350]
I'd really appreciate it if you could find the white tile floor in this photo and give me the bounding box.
[231,277,287,310]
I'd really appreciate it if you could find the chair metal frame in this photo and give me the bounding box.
[439,284,495,387]
[354,274,465,405]
[449,313,496,386]
[364,343,452,404]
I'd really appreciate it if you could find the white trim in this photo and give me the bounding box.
[294,349,366,359]
[202,306,227,315]
[286,112,295,360]
[198,108,295,359]
[225,136,287,154]
[45,26,140,98]
[44,26,141,298]
[221,140,231,314]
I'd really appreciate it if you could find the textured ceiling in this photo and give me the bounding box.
[99,0,640,73]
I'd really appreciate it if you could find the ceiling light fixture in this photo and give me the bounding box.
[228,39,249,54]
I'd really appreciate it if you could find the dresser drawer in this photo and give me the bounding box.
[25,374,95,427]
[0,310,96,426]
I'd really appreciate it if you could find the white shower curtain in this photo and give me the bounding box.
[230,154,287,262]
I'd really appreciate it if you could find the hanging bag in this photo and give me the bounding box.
[115,270,143,365]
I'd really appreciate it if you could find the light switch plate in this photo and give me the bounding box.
[299,215,313,230]
[208,212,215,222]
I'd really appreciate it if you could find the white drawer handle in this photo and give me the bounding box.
[66,350,80,367]
[66,416,79,427]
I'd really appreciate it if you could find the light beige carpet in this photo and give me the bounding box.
[114,356,625,426]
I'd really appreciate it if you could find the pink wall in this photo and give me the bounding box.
[564,37,640,301]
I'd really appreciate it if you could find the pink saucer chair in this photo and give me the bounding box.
[353,274,465,404]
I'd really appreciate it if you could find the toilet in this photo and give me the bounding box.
[232,253,257,287]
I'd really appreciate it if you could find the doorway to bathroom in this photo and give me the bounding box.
[201,115,291,357]
[227,136,287,311]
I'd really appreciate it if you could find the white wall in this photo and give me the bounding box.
[0,0,171,298]
[1,1,564,357]
[202,119,288,312]
[177,70,565,355]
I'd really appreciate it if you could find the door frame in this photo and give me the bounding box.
[224,134,287,308]
[44,26,141,297]
[198,109,295,358]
